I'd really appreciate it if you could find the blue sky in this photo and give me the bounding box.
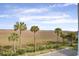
[0,3,78,31]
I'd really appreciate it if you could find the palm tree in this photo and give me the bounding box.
[30,26,39,52]
[66,32,76,46]
[8,33,19,52]
[55,28,62,46]
[14,22,27,48]
[60,32,66,45]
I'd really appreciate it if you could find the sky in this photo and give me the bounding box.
[0,3,78,31]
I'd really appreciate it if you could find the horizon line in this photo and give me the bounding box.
[0,29,78,32]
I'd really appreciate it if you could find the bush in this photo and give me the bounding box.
[16,49,26,55]
[35,46,39,51]
[38,45,46,50]
[26,45,46,52]
[0,46,3,51]
[53,45,60,49]
[3,45,12,50]
[11,52,19,56]
[0,50,14,56]
[46,44,53,49]
[26,47,34,52]
[46,41,56,45]
[27,44,34,47]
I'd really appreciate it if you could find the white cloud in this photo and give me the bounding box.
[38,24,78,31]
[19,13,70,22]
[63,3,77,6]
[21,8,48,14]
[60,27,78,31]
[49,3,77,8]
[42,19,78,24]
[19,16,31,22]
[14,8,48,14]
[0,15,9,18]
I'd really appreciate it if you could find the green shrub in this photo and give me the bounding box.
[26,45,46,52]
[46,41,56,45]
[26,47,34,52]
[3,45,12,50]
[11,52,19,56]
[53,45,60,49]
[0,46,3,51]
[38,45,46,50]
[0,50,14,56]
[27,44,34,47]
[46,44,54,49]
[16,49,26,55]
[35,46,39,51]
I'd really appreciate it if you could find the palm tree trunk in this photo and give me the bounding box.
[62,38,65,45]
[56,35,59,46]
[34,32,36,52]
[13,41,16,53]
[19,30,21,48]
[56,33,59,49]
[71,39,73,46]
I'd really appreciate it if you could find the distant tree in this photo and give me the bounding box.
[66,32,76,46]
[55,28,62,46]
[8,33,19,52]
[14,22,27,48]
[30,26,39,52]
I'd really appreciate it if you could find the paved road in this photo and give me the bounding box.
[38,48,77,56]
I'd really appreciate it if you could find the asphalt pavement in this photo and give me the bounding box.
[38,48,77,56]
